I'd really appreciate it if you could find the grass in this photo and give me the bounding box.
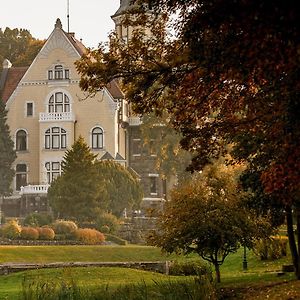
[0,244,298,299]
[0,267,196,299]
[0,245,175,263]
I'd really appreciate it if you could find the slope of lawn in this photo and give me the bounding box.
[0,267,195,299]
[0,244,299,299]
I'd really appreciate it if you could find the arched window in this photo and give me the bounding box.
[16,164,27,190]
[92,127,104,149]
[54,65,63,79]
[48,92,70,113]
[16,130,27,151]
[45,127,67,149]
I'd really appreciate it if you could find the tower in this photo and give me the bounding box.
[111,2,168,215]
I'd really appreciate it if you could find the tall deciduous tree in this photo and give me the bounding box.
[0,100,16,197]
[76,0,299,277]
[149,160,271,283]
[0,27,44,68]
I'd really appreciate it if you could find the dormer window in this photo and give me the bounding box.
[48,65,70,80]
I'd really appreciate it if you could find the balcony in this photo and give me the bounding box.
[19,184,50,195]
[129,116,142,126]
[39,112,75,122]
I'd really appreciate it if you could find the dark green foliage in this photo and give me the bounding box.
[95,212,120,234]
[0,101,16,197]
[95,160,143,217]
[48,136,143,221]
[23,212,53,227]
[168,260,211,277]
[48,136,100,221]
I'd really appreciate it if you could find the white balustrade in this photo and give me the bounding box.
[39,112,75,122]
[20,184,50,195]
[129,116,142,126]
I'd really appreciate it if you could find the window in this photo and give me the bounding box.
[16,164,27,191]
[48,92,70,113]
[16,130,27,151]
[26,102,33,117]
[150,177,158,195]
[45,127,66,149]
[48,65,70,80]
[132,139,141,156]
[45,162,61,183]
[149,140,157,156]
[92,127,104,149]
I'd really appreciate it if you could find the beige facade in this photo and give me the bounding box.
[0,1,170,217]
[2,19,126,198]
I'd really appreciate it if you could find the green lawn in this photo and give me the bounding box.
[0,267,189,300]
[0,245,175,263]
[0,244,298,299]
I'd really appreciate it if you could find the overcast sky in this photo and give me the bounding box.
[0,0,120,48]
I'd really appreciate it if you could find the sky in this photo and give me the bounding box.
[0,0,120,48]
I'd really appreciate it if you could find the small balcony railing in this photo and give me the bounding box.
[39,112,75,122]
[129,116,142,126]
[19,184,50,195]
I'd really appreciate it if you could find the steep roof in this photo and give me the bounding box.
[106,79,124,99]
[0,66,28,103]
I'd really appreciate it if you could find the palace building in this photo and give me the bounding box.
[0,1,170,218]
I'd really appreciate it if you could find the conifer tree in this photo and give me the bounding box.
[0,100,16,197]
[48,136,99,221]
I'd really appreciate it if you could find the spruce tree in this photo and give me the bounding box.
[0,100,16,197]
[48,136,99,221]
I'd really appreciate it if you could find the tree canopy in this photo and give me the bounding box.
[0,27,44,68]
[0,100,16,197]
[76,0,299,277]
[149,160,270,282]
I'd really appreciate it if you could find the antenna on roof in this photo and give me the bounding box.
[67,0,70,33]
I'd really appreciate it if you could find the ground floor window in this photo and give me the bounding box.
[16,164,27,191]
[45,162,62,183]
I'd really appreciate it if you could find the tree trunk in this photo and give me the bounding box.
[214,263,221,283]
[296,206,300,279]
[286,205,299,278]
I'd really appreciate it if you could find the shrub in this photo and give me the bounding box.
[20,227,39,240]
[254,236,288,260]
[37,227,55,240]
[52,220,78,238]
[100,225,110,234]
[1,219,21,239]
[105,233,128,245]
[95,212,120,234]
[23,212,53,227]
[169,260,211,276]
[75,228,105,245]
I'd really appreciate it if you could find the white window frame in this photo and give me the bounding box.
[15,128,28,151]
[25,101,34,117]
[45,127,67,150]
[90,126,105,150]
